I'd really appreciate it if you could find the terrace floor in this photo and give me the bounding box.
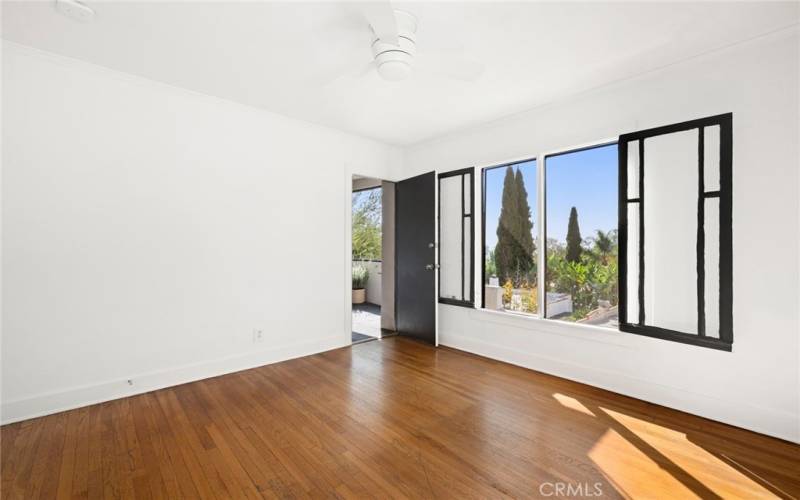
[352,302,381,343]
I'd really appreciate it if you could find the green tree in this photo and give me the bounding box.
[495,167,535,285]
[485,248,497,278]
[514,169,535,270]
[592,229,614,264]
[565,206,582,263]
[352,189,381,260]
[494,167,517,283]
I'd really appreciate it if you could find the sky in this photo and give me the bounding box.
[484,144,618,250]
[352,188,382,224]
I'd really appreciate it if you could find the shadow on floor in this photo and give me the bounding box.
[431,341,800,498]
[351,332,374,344]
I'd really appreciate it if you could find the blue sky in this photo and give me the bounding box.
[484,144,617,250]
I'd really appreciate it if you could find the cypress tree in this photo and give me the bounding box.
[495,167,517,283]
[514,169,535,280]
[495,166,536,285]
[566,206,582,263]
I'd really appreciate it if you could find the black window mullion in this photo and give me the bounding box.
[697,127,706,337]
[460,174,465,302]
[437,173,441,302]
[719,116,733,344]
[618,141,629,324]
[481,168,487,309]
[470,170,475,305]
[638,139,646,325]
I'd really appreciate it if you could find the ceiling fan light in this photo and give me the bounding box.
[377,60,412,81]
[369,9,417,82]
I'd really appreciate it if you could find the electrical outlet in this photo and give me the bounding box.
[252,329,264,343]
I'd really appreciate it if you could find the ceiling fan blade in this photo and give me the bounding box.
[351,61,377,79]
[418,54,485,82]
[317,61,375,87]
[354,1,398,44]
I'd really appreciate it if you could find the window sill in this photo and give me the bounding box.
[450,306,634,348]
[438,298,474,308]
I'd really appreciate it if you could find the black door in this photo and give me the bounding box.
[395,171,437,344]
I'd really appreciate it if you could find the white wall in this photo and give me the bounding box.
[1,43,402,423]
[352,260,382,306]
[643,129,702,335]
[405,29,800,442]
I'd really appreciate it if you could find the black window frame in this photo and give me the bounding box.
[438,168,475,308]
[480,157,539,312]
[618,113,733,351]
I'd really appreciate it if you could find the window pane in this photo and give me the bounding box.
[483,160,538,314]
[643,130,698,335]
[463,174,471,215]
[463,215,472,300]
[439,175,463,300]
[704,198,720,338]
[626,203,640,325]
[704,126,720,192]
[627,140,640,199]
[545,145,618,327]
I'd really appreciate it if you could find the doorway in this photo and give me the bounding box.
[351,175,395,344]
[348,171,437,346]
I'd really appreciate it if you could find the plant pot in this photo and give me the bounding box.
[352,288,366,304]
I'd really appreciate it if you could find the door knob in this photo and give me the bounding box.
[425,264,434,270]
[428,242,436,248]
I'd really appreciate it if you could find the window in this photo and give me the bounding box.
[473,113,732,350]
[619,113,733,350]
[482,159,538,315]
[438,168,474,306]
[545,144,618,327]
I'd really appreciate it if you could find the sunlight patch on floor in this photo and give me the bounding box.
[552,393,596,417]
[597,407,780,499]
[588,428,699,498]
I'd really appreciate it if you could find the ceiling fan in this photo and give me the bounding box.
[324,1,485,83]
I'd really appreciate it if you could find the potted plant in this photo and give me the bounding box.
[352,264,369,304]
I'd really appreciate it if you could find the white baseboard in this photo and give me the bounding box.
[1,335,346,425]
[5,332,797,444]
[441,334,799,444]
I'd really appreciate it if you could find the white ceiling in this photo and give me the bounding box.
[3,1,798,146]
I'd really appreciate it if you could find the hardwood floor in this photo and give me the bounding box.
[2,337,798,499]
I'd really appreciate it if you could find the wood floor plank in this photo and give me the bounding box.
[54,408,82,500]
[0,420,25,496]
[2,337,799,499]
[129,395,170,500]
[153,390,226,499]
[6,417,46,498]
[86,404,105,500]
[139,393,201,499]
